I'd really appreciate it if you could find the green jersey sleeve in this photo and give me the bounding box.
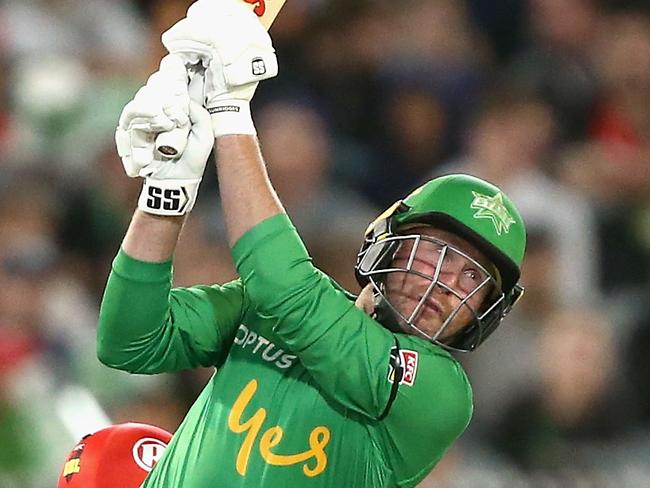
[379,336,473,486]
[97,249,247,374]
[232,215,391,417]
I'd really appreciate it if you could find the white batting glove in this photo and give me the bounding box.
[161,0,278,137]
[115,60,213,216]
[117,55,190,177]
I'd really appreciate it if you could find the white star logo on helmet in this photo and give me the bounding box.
[470,191,516,236]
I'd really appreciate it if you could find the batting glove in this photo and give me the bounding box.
[115,57,213,216]
[161,0,278,137]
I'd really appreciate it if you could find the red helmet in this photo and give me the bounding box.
[57,423,172,488]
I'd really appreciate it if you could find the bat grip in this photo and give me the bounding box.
[155,126,190,158]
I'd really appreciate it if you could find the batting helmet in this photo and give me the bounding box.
[57,423,172,488]
[355,174,526,351]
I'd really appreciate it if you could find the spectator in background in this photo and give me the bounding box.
[489,307,635,480]
[2,0,151,174]
[624,312,650,427]
[58,143,141,299]
[370,0,489,204]
[506,0,602,141]
[305,0,488,207]
[0,328,41,487]
[438,90,600,306]
[558,7,650,302]
[2,0,150,67]
[590,6,650,175]
[361,86,450,207]
[0,177,75,487]
[461,228,558,430]
[378,0,489,110]
[0,52,14,158]
[560,6,650,200]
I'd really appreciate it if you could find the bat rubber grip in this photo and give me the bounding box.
[155,126,190,157]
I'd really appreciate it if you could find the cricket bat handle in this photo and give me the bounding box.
[155,126,190,158]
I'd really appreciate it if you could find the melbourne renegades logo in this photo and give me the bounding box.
[61,439,88,481]
[132,437,168,472]
[388,348,419,386]
[244,0,266,16]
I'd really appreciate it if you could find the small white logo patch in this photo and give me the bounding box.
[252,57,267,76]
[132,437,168,472]
[470,191,516,236]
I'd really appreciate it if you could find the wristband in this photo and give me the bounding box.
[138,178,201,216]
[207,100,256,137]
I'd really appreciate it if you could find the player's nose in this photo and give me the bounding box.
[434,260,464,295]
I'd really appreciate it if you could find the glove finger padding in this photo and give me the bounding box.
[145,62,190,128]
[116,59,213,216]
[119,88,176,133]
[161,18,215,65]
[115,126,143,177]
[116,54,192,175]
[148,101,213,180]
[137,100,213,216]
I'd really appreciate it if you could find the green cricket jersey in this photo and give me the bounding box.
[97,214,473,487]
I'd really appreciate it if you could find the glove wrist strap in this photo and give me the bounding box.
[208,100,256,137]
[138,178,202,216]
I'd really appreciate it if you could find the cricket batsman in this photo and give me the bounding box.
[83,1,527,486]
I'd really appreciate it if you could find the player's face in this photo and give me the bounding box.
[385,227,494,341]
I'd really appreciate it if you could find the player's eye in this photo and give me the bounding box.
[460,268,482,292]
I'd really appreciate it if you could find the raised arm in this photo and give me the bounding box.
[97,59,245,374]
[122,211,184,262]
[216,136,283,245]
[161,3,400,417]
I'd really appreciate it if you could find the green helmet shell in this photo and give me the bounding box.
[367,174,526,292]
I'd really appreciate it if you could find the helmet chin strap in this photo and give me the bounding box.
[372,296,404,334]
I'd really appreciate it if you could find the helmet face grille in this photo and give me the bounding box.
[357,233,506,352]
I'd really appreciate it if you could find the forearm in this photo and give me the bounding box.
[121,209,185,262]
[98,211,183,370]
[97,249,174,371]
[215,135,284,247]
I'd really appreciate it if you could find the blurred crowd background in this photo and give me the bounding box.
[0,0,649,486]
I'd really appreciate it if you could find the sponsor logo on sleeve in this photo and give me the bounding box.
[388,348,419,386]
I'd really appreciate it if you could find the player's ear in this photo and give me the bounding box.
[355,284,375,315]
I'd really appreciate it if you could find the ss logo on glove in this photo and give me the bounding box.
[252,57,267,76]
[147,186,190,213]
